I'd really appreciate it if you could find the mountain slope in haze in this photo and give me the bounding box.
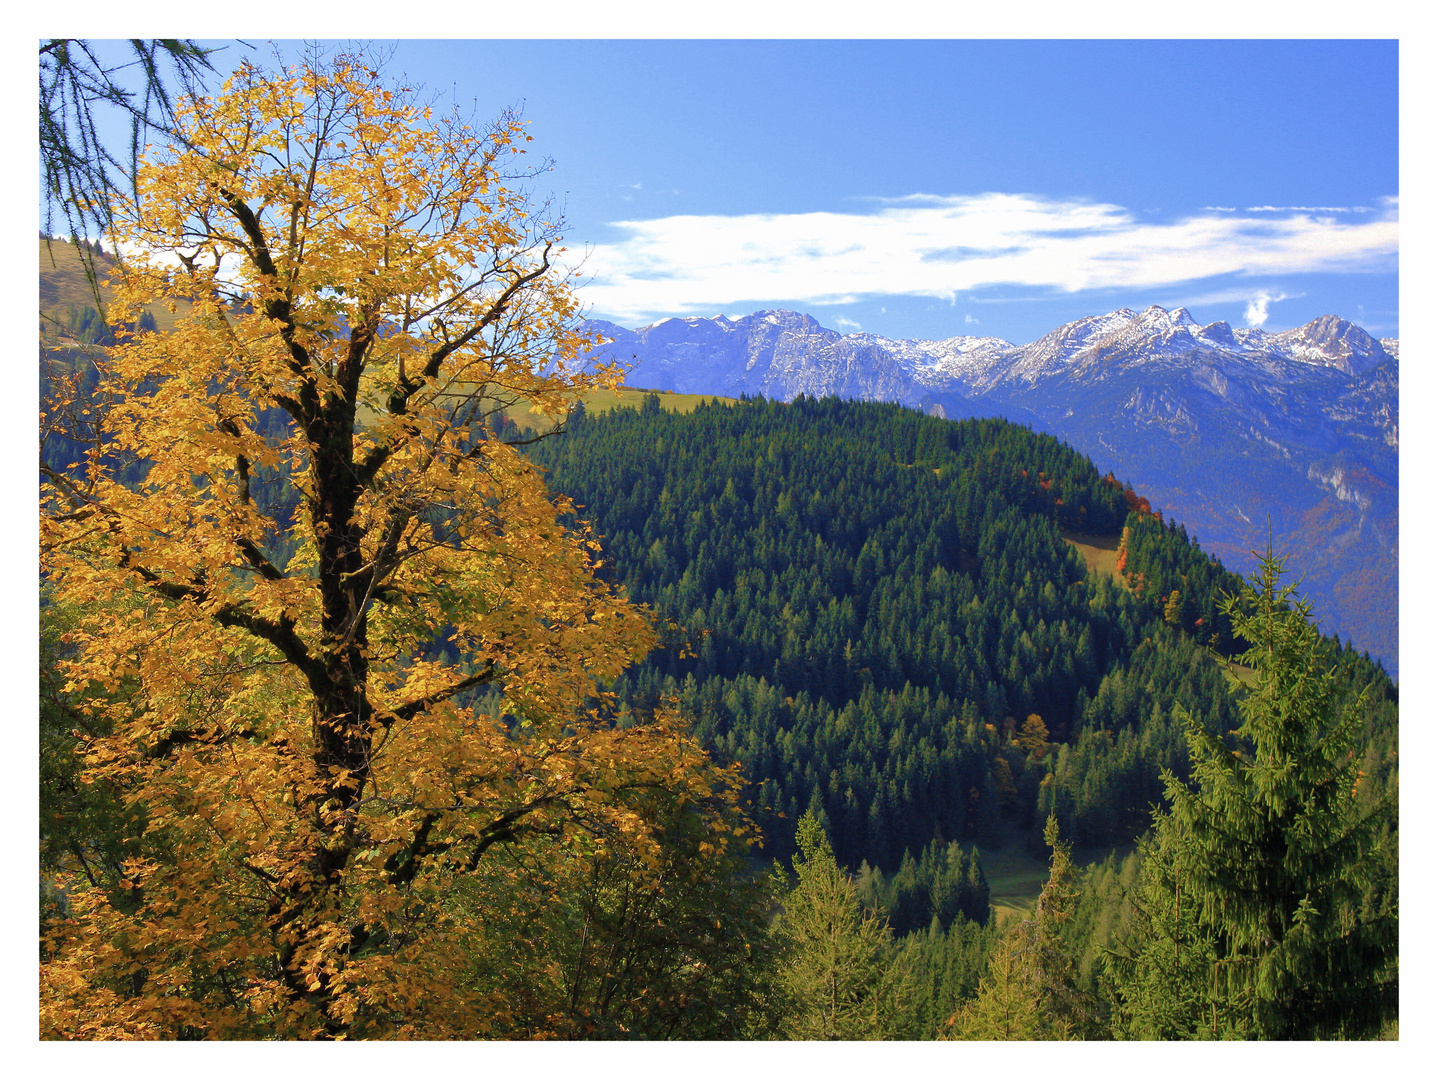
[580,306,1398,674]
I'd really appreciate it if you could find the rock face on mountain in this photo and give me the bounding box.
[580,306,1399,674]
[586,312,928,406]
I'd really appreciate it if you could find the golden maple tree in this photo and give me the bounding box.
[40,55,752,1039]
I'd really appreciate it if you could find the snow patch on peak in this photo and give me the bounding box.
[928,334,1017,353]
[1233,326,1273,349]
[1135,304,1197,329]
[759,309,804,324]
[1271,316,1388,375]
[1197,320,1239,348]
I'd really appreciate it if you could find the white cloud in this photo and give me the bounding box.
[574,193,1398,323]
[964,313,980,326]
[1244,290,1293,327]
[116,239,247,286]
[833,315,862,331]
[1244,205,1373,213]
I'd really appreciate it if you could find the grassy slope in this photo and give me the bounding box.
[1220,661,1258,688]
[587,387,728,415]
[981,836,1053,924]
[1063,527,1255,687]
[980,824,1133,925]
[39,237,113,315]
[39,237,191,334]
[506,387,732,432]
[1061,531,1121,582]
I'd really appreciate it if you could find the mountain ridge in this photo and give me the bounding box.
[579,305,1398,673]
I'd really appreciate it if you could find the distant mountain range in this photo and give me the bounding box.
[580,306,1398,675]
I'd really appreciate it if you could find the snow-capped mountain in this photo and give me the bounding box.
[579,306,1399,673]
[584,311,927,406]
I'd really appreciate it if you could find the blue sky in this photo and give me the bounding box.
[77,34,1400,346]
[220,37,1397,346]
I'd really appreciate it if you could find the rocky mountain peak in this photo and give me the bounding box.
[1271,315,1391,375]
[1198,320,1238,348]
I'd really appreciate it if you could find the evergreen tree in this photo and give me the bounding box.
[1109,551,1397,1039]
[1104,827,1240,1039]
[949,815,1097,1040]
[893,916,998,1039]
[774,812,910,1039]
[946,927,1055,1040]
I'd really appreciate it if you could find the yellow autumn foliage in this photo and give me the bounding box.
[40,53,746,1040]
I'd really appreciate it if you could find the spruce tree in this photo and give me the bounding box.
[775,812,910,1039]
[947,927,1055,1040]
[1104,826,1240,1039]
[1110,551,1397,1039]
[950,815,1097,1040]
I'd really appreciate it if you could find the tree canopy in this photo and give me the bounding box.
[39,54,746,1039]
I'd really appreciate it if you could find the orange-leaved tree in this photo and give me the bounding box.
[40,54,746,1039]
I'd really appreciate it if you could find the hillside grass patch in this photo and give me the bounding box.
[980,824,1136,925]
[1219,660,1259,689]
[502,387,735,433]
[1061,531,1122,583]
[40,237,192,335]
[981,841,1053,925]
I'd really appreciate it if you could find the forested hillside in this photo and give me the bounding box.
[580,306,1400,674]
[524,393,1401,1036]
[525,395,1397,872]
